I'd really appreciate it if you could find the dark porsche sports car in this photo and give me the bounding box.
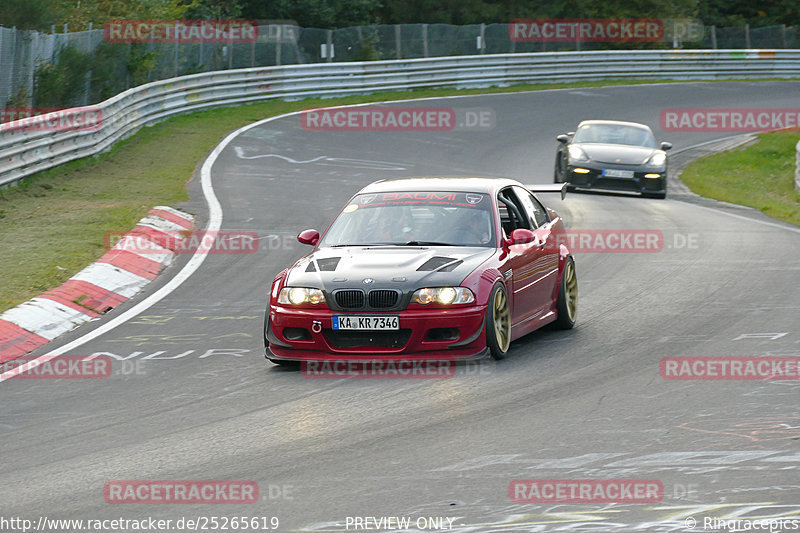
[264,177,577,364]
[554,120,672,199]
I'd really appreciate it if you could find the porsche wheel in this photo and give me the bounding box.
[487,283,511,360]
[553,256,577,329]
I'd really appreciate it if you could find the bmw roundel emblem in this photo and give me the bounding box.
[362,278,375,285]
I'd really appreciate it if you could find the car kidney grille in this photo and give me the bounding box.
[368,290,399,308]
[335,290,365,308]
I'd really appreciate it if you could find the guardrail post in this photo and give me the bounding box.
[228,32,234,69]
[86,22,93,105]
[479,23,486,53]
[395,25,402,59]
[326,30,333,62]
[174,33,179,77]
[422,24,428,57]
[745,23,750,48]
[710,25,717,49]
[781,24,787,48]
[276,26,282,66]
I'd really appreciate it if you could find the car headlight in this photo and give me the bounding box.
[568,145,589,162]
[278,287,326,305]
[646,152,666,167]
[411,287,475,305]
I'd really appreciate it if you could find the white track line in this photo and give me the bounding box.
[3,85,799,381]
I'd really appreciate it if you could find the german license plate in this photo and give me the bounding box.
[602,169,634,178]
[332,315,399,330]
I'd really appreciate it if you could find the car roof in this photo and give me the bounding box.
[357,176,523,195]
[577,120,653,132]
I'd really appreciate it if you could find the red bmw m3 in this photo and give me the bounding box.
[264,177,577,364]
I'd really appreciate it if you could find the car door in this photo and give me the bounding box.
[497,187,552,326]
[514,186,560,314]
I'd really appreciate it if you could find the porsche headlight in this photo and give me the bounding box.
[568,145,589,162]
[411,287,475,305]
[278,287,326,305]
[646,152,666,168]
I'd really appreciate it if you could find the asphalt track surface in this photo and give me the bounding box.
[2,81,799,532]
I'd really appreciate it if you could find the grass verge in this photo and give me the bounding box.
[680,132,800,226]
[0,78,796,313]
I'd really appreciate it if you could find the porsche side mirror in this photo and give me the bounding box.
[508,228,536,245]
[556,134,570,143]
[660,141,673,151]
[297,229,320,245]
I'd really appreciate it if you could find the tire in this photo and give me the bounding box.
[552,256,578,329]
[554,157,563,183]
[486,283,512,360]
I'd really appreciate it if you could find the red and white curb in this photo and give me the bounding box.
[0,206,194,362]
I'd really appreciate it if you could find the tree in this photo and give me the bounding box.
[241,0,381,28]
[0,0,64,30]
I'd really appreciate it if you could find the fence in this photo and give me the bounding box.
[2,22,800,109]
[2,49,800,189]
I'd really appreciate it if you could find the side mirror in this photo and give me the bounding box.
[660,141,673,151]
[297,229,320,246]
[556,134,570,143]
[508,228,536,245]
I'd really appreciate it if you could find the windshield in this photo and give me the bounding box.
[320,191,495,247]
[573,123,657,147]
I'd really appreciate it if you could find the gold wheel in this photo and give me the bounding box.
[493,288,511,352]
[564,259,578,322]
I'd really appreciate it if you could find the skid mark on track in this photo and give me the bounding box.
[233,147,407,170]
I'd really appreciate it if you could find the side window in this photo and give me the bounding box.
[513,186,550,228]
[497,188,531,238]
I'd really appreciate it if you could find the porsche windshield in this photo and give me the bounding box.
[320,191,496,247]
[573,123,657,147]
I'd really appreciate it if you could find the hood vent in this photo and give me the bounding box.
[417,256,463,272]
[317,257,341,271]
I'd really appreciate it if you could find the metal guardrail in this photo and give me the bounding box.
[2,49,800,188]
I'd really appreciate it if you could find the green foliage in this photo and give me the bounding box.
[681,133,800,226]
[126,45,159,87]
[4,85,30,108]
[0,0,63,31]
[356,29,381,60]
[34,46,91,108]
[186,0,243,19]
[241,0,382,28]
[89,42,130,102]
